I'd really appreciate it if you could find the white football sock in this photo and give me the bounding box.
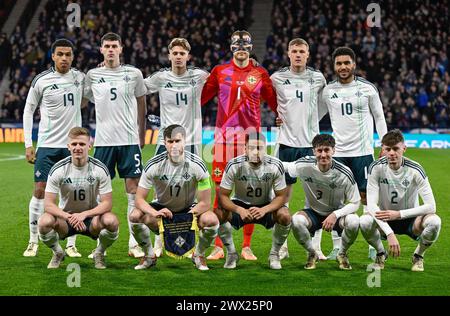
[415,215,441,256]
[196,224,219,256]
[131,222,154,257]
[39,229,63,254]
[127,193,139,248]
[29,196,44,243]
[331,230,341,249]
[271,223,291,255]
[339,214,359,254]
[218,222,236,254]
[66,235,77,248]
[291,214,315,253]
[360,214,385,253]
[311,229,323,252]
[96,229,119,254]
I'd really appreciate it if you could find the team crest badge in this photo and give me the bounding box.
[247,76,257,85]
[158,213,198,259]
[402,178,410,188]
[213,167,222,177]
[86,175,96,184]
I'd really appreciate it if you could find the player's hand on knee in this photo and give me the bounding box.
[375,210,400,221]
[322,213,337,232]
[387,234,401,257]
[25,146,36,164]
[157,208,173,219]
[238,208,253,222]
[249,207,265,220]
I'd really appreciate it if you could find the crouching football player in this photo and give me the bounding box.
[130,124,219,271]
[216,131,291,270]
[360,129,441,271]
[38,127,119,269]
[286,134,360,270]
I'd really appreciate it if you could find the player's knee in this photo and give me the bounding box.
[424,214,441,234]
[200,211,220,227]
[275,207,291,226]
[129,208,142,223]
[359,214,374,233]
[101,212,119,231]
[344,214,359,232]
[292,213,308,228]
[38,213,55,230]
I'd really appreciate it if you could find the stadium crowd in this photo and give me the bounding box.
[0,0,449,131]
[264,0,449,131]
[0,0,253,126]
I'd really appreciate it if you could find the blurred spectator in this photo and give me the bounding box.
[264,0,449,131]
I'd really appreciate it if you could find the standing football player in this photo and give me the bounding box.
[320,47,387,260]
[144,38,209,257]
[201,30,278,261]
[271,38,328,260]
[83,32,147,258]
[23,39,84,258]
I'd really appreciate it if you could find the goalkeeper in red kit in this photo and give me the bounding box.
[201,30,278,262]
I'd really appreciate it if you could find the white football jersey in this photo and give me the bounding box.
[23,67,84,148]
[139,151,210,213]
[45,156,112,213]
[84,65,146,146]
[321,76,387,157]
[271,67,326,147]
[286,157,360,216]
[220,155,286,205]
[367,156,435,215]
[144,67,208,149]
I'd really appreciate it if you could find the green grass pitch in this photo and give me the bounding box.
[0,143,449,295]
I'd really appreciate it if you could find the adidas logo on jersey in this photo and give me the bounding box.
[30,220,38,225]
[50,84,59,90]
[98,77,106,83]
[261,173,272,182]
[379,178,389,185]
[63,177,73,184]
[238,175,248,181]
[159,175,169,181]
[331,93,338,99]
[304,177,313,183]
[283,79,291,85]
[134,169,141,175]
[165,82,173,88]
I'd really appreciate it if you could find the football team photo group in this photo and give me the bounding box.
[0,0,448,297]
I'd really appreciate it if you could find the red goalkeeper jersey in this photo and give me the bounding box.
[201,59,277,144]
